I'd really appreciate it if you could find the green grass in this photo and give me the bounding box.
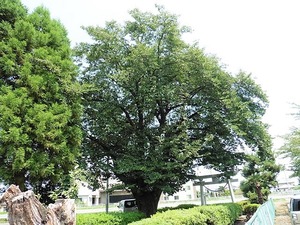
[0,218,7,223]
[76,203,116,210]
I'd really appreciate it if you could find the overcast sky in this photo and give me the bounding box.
[21,0,300,149]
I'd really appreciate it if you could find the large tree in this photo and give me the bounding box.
[75,6,270,216]
[240,128,280,204]
[0,0,82,203]
[279,105,300,178]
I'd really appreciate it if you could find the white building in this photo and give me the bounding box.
[77,179,133,206]
[275,156,299,191]
[160,180,198,202]
[77,182,101,206]
[77,166,241,206]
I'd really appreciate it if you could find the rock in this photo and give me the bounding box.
[0,185,75,225]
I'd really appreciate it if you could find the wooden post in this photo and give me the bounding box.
[0,185,76,225]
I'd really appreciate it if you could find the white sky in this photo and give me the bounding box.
[21,0,300,150]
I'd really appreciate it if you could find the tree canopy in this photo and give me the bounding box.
[279,105,300,178]
[240,128,280,204]
[0,0,82,203]
[75,6,271,216]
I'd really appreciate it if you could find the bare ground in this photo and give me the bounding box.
[274,198,291,225]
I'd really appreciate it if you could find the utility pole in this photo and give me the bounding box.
[105,156,110,213]
[105,176,109,213]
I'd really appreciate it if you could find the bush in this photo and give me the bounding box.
[129,203,242,225]
[157,203,198,213]
[237,200,251,213]
[244,188,269,204]
[220,203,243,224]
[236,200,260,216]
[129,208,209,225]
[175,203,198,209]
[77,211,146,225]
[243,203,260,216]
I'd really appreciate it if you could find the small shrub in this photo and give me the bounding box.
[129,208,209,225]
[246,189,269,204]
[237,200,251,213]
[77,211,146,225]
[244,204,260,215]
[220,203,243,224]
[243,203,260,221]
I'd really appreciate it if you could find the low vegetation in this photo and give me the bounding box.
[236,200,260,221]
[0,218,8,224]
[129,203,242,225]
[76,212,146,225]
[157,203,198,213]
[77,203,242,225]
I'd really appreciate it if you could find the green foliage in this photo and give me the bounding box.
[129,203,242,225]
[293,185,300,190]
[75,5,270,216]
[222,203,243,222]
[0,0,26,27]
[240,149,280,204]
[239,106,280,204]
[243,203,260,216]
[76,212,146,225]
[157,203,197,213]
[130,209,209,225]
[236,200,251,212]
[279,114,300,177]
[0,218,8,223]
[236,200,260,217]
[0,0,82,203]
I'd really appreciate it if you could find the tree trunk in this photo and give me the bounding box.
[255,182,264,204]
[0,185,76,225]
[14,171,26,192]
[132,187,162,217]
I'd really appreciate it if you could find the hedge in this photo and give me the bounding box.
[129,203,242,225]
[157,203,198,213]
[76,211,146,225]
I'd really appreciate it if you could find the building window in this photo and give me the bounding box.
[174,196,179,200]
[186,186,191,191]
[164,196,169,201]
[186,195,192,200]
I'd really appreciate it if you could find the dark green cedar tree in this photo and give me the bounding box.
[0,0,82,204]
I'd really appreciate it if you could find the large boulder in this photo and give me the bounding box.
[0,185,75,225]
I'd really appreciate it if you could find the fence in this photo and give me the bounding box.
[246,199,276,225]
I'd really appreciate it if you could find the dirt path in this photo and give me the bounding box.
[234,199,291,225]
[274,199,291,225]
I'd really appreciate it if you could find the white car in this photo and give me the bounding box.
[289,195,300,225]
[117,199,138,212]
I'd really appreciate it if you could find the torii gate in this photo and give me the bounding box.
[193,174,238,205]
